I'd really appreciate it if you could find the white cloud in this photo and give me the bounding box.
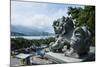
[11,1,83,33]
[11,9,67,33]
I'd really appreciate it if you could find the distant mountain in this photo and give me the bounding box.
[11,25,54,36]
[11,32,26,36]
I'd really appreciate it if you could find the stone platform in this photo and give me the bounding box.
[44,52,83,63]
[44,47,95,64]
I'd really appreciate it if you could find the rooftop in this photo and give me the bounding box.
[16,53,32,59]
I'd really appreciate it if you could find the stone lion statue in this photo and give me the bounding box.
[50,16,91,58]
[50,16,74,52]
[64,26,91,58]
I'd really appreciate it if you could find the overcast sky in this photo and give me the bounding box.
[11,1,84,33]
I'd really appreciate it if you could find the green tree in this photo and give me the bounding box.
[67,6,95,46]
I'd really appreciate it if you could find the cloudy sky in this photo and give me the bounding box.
[11,1,84,33]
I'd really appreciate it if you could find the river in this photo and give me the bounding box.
[11,36,55,40]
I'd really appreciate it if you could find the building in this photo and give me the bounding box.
[16,53,33,65]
